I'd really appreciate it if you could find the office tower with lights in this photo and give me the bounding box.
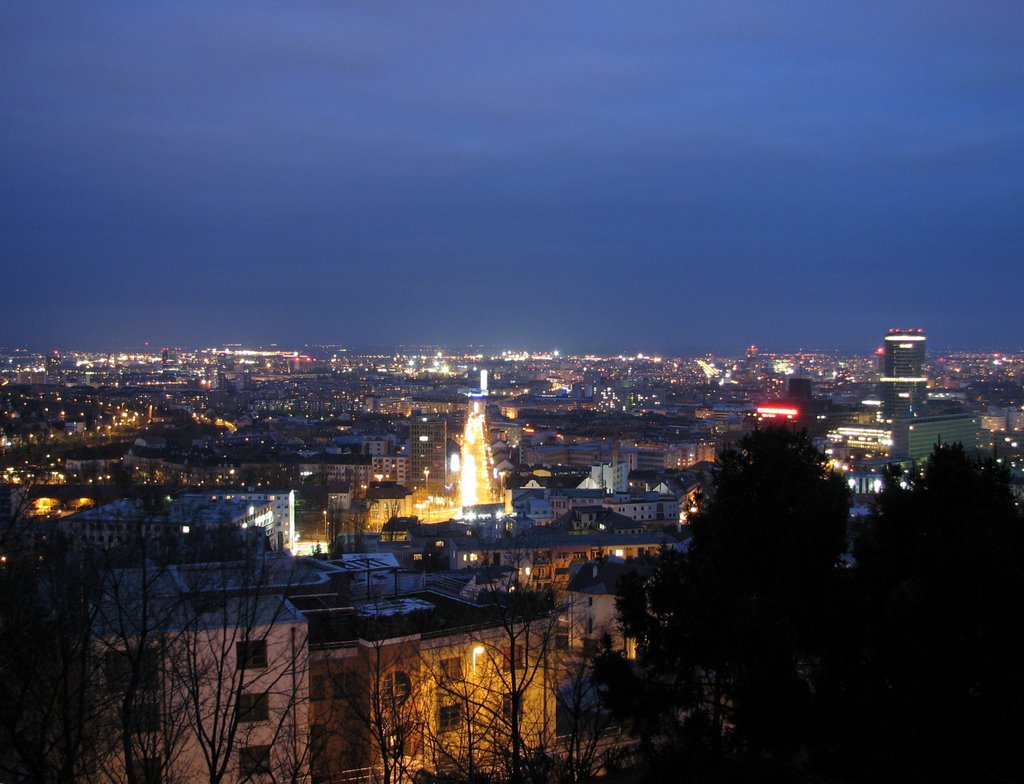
[410,414,447,494]
[45,350,62,382]
[880,329,927,421]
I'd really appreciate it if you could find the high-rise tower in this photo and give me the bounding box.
[45,350,62,382]
[410,414,447,494]
[880,329,927,421]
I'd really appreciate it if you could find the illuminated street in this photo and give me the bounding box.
[460,400,493,510]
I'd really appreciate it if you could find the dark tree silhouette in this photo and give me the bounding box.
[847,443,1024,782]
[600,427,849,780]
[0,538,100,783]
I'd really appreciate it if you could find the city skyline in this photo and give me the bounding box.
[3,3,1023,353]
[3,333,1023,358]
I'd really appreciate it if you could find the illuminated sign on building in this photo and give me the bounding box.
[756,406,800,419]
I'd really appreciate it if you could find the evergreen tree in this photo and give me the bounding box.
[601,427,849,780]
[850,444,1024,781]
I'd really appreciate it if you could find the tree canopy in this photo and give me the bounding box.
[848,444,1024,781]
[599,433,1024,783]
[600,427,850,780]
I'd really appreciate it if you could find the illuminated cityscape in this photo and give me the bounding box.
[4,1,1024,781]
[3,342,1024,782]
[3,333,1022,531]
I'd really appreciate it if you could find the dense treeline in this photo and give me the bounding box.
[595,428,1024,783]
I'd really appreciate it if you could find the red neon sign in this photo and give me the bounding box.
[757,406,799,417]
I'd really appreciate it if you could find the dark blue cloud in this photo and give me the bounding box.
[2,1,1023,352]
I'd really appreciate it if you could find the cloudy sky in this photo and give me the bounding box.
[2,2,1022,354]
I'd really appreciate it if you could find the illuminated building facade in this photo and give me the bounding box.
[890,413,984,461]
[827,425,893,459]
[410,414,448,494]
[881,329,927,421]
[754,395,850,438]
[92,561,312,784]
[567,559,642,657]
[308,621,555,783]
[371,454,410,485]
[193,489,297,551]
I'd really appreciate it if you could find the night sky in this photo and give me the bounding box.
[2,2,1022,354]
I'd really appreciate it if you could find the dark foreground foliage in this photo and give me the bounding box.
[596,429,1024,783]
